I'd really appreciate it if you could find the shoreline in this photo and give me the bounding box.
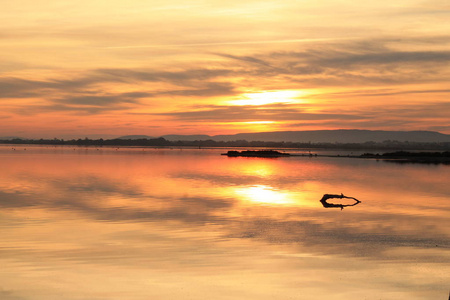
[2,144,449,164]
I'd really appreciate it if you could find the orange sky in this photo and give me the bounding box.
[1,0,450,138]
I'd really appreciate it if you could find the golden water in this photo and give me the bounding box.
[1,146,449,300]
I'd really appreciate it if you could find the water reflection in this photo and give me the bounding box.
[0,146,449,300]
[234,185,297,205]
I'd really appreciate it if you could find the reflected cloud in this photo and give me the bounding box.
[0,148,449,264]
[1,181,447,264]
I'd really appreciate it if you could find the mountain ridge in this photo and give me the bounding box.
[3,130,450,144]
[161,130,450,143]
[116,135,155,140]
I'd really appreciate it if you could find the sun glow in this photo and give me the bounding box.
[219,120,279,132]
[242,121,276,124]
[229,90,307,106]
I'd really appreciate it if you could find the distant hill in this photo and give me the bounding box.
[161,130,450,143]
[116,135,155,140]
[0,136,26,140]
[162,134,212,141]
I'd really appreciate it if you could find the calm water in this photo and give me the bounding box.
[1,145,449,300]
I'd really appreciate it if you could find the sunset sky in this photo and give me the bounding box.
[1,0,450,138]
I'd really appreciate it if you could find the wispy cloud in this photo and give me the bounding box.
[203,37,450,87]
[12,94,143,115]
[1,34,450,133]
[101,37,350,49]
[94,68,232,84]
[158,104,368,122]
[58,95,138,106]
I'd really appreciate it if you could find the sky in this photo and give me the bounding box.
[1,0,450,139]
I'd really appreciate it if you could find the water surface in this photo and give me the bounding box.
[1,145,449,300]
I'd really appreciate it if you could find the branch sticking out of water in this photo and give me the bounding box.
[320,193,361,210]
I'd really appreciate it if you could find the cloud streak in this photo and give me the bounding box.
[1,35,450,134]
[101,37,352,49]
[159,104,368,122]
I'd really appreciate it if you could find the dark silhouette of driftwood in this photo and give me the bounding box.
[320,193,361,210]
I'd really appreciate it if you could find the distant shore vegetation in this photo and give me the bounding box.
[1,137,450,151]
[361,151,450,164]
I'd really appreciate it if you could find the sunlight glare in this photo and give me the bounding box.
[229,90,307,106]
[235,185,294,205]
[240,163,275,177]
[243,121,275,124]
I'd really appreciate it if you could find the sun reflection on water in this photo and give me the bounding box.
[234,184,295,205]
[1,146,449,300]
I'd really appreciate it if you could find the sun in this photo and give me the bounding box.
[228,90,307,106]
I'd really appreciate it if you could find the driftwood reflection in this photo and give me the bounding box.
[320,193,361,210]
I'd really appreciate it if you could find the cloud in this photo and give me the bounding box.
[158,104,368,122]
[2,36,450,134]
[213,53,273,68]
[313,87,450,99]
[3,35,450,104]
[212,37,450,86]
[0,78,50,98]
[1,71,238,116]
[94,68,233,85]
[288,101,450,130]
[0,60,30,73]
[0,77,107,101]
[0,67,237,106]
[12,94,144,115]
[0,290,26,300]
[157,82,236,97]
[88,69,238,98]
[428,124,450,132]
[360,101,450,119]
[57,95,139,106]
[317,50,450,67]
[154,100,450,132]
